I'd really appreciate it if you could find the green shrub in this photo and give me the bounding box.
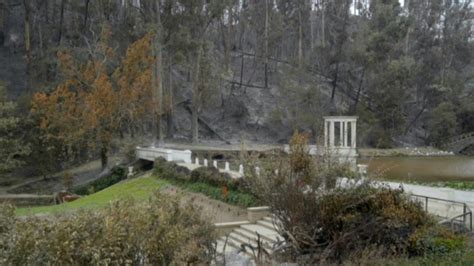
[153,158,190,182]
[166,178,258,208]
[0,193,215,265]
[74,166,126,195]
[155,158,251,193]
[190,167,224,187]
[425,227,467,255]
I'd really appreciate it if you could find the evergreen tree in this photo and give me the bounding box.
[0,82,30,174]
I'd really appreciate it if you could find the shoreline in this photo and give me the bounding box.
[358,147,458,157]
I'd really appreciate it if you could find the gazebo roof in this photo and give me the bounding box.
[323,116,358,121]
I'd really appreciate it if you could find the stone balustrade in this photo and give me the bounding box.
[136,146,192,164]
[191,156,266,179]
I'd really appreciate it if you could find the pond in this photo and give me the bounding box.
[358,156,474,182]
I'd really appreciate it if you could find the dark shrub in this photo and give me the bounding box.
[190,167,224,187]
[153,160,258,207]
[226,176,250,193]
[74,166,126,195]
[153,158,189,181]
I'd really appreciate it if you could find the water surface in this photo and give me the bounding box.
[358,156,474,182]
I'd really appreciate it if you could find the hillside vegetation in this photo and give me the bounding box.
[0,1,472,181]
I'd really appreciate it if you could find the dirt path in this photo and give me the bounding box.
[160,185,248,223]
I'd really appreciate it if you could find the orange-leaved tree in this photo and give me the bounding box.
[31,26,154,170]
[113,32,154,137]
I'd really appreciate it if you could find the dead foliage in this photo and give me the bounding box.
[0,193,216,265]
[247,132,441,264]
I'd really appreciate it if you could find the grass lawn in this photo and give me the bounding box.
[17,176,169,216]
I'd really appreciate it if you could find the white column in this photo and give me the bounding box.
[329,121,335,147]
[351,121,357,148]
[213,160,218,168]
[339,121,343,147]
[225,161,230,171]
[204,159,208,167]
[324,120,328,147]
[344,121,348,148]
[195,157,199,165]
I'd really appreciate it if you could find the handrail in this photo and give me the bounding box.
[448,132,474,144]
[410,194,472,232]
[410,193,468,206]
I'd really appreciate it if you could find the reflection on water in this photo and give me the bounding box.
[358,156,474,182]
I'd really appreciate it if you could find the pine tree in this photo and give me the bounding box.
[0,82,30,174]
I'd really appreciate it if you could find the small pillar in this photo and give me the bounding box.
[239,164,244,176]
[339,121,343,147]
[225,161,230,171]
[357,164,368,178]
[344,121,348,147]
[195,157,199,165]
[324,121,328,147]
[213,160,218,168]
[204,159,208,167]
[351,121,357,148]
[127,166,134,177]
[255,166,260,176]
[329,121,335,147]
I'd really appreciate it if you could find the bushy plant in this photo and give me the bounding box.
[190,166,224,186]
[153,159,257,207]
[246,132,457,263]
[0,193,216,265]
[153,158,190,182]
[424,227,467,255]
[74,166,126,195]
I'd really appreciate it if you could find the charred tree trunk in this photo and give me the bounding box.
[57,0,66,46]
[0,0,5,46]
[330,3,349,102]
[352,68,365,112]
[298,0,303,68]
[151,0,164,145]
[83,0,90,31]
[100,144,108,170]
[264,0,269,88]
[166,56,174,137]
[23,0,31,90]
[191,45,203,144]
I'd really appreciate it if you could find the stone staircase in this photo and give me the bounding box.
[216,216,282,257]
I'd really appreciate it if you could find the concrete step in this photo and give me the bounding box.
[218,236,245,252]
[233,228,276,245]
[216,238,256,265]
[239,224,281,243]
[263,216,274,223]
[257,220,275,231]
[221,235,258,258]
[229,231,273,251]
[216,237,240,254]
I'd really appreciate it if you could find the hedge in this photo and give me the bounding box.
[74,166,127,195]
[153,159,257,207]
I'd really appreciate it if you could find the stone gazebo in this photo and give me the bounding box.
[323,116,358,159]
